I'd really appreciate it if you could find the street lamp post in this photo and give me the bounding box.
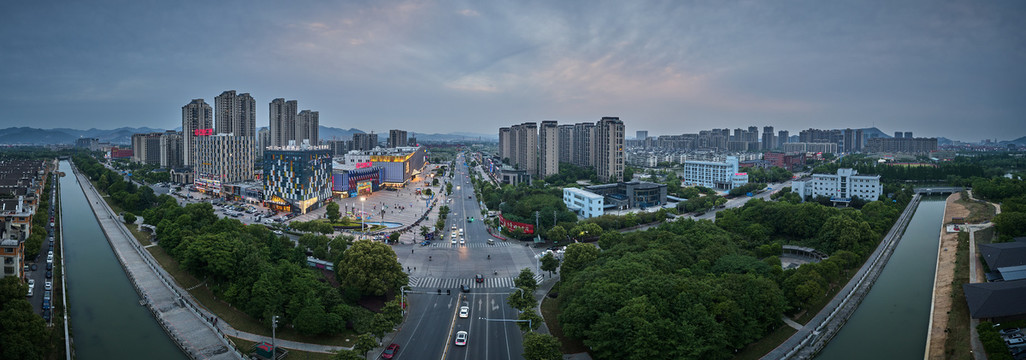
[400,286,410,317]
[271,315,279,352]
[360,196,366,239]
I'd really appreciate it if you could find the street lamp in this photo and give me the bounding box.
[360,197,366,237]
[400,286,410,317]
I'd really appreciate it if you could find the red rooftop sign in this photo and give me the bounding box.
[355,161,373,169]
[194,129,213,136]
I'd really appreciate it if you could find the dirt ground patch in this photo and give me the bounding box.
[927,193,968,359]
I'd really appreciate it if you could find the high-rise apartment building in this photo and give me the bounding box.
[159,131,183,169]
[778,130,790,147]
[296,110,319,145]
[131,132,163,165]
[904,131,913,139]
[595,117,625,182]
[388,129,408,148]
[181,99,213,167]
[636,130,648,140]
[214,90,256,137]
[572,122,595,168]
[538,121,559,178]
[894,131,903,139]
[557,124,574,164]
[498,127,512,162]
[269,98,298,147]
[352,132,378,151]
[194,134,255,193]
[257,128,270,159]
[762,126,775,150]
[512,122,538,177]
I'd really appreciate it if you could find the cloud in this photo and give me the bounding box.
[458,9,479,17]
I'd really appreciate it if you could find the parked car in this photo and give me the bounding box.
[45,271,52,279]
[45,281,52,291]
[454,331,468,346]
[382,343,399,359]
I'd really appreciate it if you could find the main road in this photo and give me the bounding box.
[388,153,537,360]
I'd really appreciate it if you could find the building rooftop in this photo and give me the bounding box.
[979,239,1026,269]
[997,265,1026,282]
[563,187,603,199]
[963,279,1026,319]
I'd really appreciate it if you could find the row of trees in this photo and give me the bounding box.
[0,277,52,359]
[974,177,1026,241]
[728,182,767,197]
[75,154,160,213]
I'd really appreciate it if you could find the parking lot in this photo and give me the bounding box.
[999,327,1026,360]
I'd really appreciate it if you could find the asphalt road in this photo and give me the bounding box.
[388,153,529,360]
[27,173,59,324]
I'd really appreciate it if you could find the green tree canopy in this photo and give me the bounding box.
[523,332,562,360]
[335,240,408,296]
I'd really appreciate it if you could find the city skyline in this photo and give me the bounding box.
[1,1,1024,141]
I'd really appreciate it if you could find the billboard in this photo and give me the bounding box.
[355,161,373,169]
[194,128,213,136]
[357,180,373,195]
[498,214,534,234]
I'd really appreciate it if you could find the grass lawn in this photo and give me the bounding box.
[127,224,152,246]
[975,227,995,245]
[956,195,996,224]
[733,325,798,360]
[229,336,340,360]
[943,231,972,359]
[539,290,590,355]
[146,246,355,347]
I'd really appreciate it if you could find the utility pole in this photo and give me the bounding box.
[271,315,279,353]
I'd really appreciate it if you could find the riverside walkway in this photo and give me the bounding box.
[74,164,350,356]
[763,194,923,360]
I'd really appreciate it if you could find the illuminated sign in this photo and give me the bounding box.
[735,173,747,176]
[355,162,373,169]
[194,129,213,136]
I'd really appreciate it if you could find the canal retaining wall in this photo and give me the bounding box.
[70,163,242,360]
[763,194,923,360]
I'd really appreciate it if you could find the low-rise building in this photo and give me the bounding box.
[791,168,881,203]
[682,156,749,190]
[563,187,604,218]
[332,164,385,198]
[586,181,668,211]
[763,152,806,171]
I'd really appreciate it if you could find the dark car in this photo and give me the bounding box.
[42,299,50,310]
[382,343,399,359]
[45,271,52,279]
[42,310,50,322]
[475,274,484,283]
[30,264,37,271]
[460,284,470,293]
[46,263,52,271]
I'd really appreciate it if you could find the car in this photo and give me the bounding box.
[1008,337,1026,346]
[46,254,53,263]
[459,237,465,245]
[30,264,37,271]
[42,310,50,322]
[44,291,51,301]
[23,264,28,273]
[45,281,52,291]
[27,279,35,288]
[45,271,52,279]
[26,286,33,297]
[273,230,283,235]
[420,241,431,246]
[382,343,399,359]
[475,274,484,283]
[42,299,49,310]
[454,331,468,346]
[459,306,469,318]
[451,224,457,231]
[46,263,52,271]
[460,284,470,293]
[1001,328,1022,336]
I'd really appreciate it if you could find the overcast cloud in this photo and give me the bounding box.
[1,0,1023,141]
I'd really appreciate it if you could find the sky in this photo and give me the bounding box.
[1,0,1024,141]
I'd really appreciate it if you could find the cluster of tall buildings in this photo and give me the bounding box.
[499,117,624,182]
[633,126,936,155]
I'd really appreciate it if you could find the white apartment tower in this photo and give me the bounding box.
[181,99,213,167]
[269,98,298,147]
[539,121,559,178]
[498,127,512,162]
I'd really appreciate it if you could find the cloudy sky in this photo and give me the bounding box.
[1,0,1023,141]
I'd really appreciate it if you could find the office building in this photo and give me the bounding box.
[558,124,574,164]
[763,152,805,171]
[159,131,184,169]
[538,121,559,178]
[343,146,427,187]
[791,168,881,203]
[783,142,839,154]
[193,134,255,194]
[214,90,256,137]
[682,156,749,190]
[865,137,938,154]
[297,110,319,145]
[182,99,213,167]
[387,129,408,148]
[595,117,625,182]
[563,187,604,219]
[264,143,333,214]
[572,122,595,168]
[352,132,379,151]
[269,98,298,147]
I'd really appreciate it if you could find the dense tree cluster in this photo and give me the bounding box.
[975,177,1026,241]
[74,155,160,213]
[728,182,768,197]
[744,166,793,183]
[676,194,727,214]
[544,163,598,186]
[811,154,993,184]
[0,277,51,359]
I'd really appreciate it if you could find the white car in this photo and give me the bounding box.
[47,254,53,263]
[459,237,465,245]
[27,279,35,288]
[454,331,468,346]
[451,236,457,244]
[45,281,52,291]
[451,224,457,231]
[459,306,469,318]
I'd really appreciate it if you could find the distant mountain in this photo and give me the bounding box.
[857,127,891,139]
[0,126,167,145]
[999,135,1026,146]
[319,126,365,141]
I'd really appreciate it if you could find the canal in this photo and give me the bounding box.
[59,160,186,360]
[816,197,946,359]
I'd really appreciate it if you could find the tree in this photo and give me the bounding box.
[123,211,137,224]
[326,202,341,223]
[419,226,430,240]
[523,332,562,360]
[546,225,567,244]
[294,300,327,335]
[0,277,48,359]
[507,287,536,312]
[388,232,400,243]
[540,253,559,276]
[335,240,409,296]
[561,243,599,280]
[518,311,543,332]
[332,350,364,360]
[353,333,378,357]
[514,268,537,292]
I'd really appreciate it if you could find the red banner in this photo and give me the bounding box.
[194,128,213,136]
[499,214,534,234]
[355,161,373,169]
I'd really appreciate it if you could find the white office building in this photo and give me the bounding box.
[682,156,749,190]
[563,187,605,219]
[792,168,882,203]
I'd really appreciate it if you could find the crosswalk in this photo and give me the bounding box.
[430,241,515,248]
[408,274,545,289]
